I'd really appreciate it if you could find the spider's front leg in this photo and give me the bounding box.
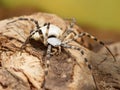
[63,32,116,62]
[41,45,52,88]
[44,47,61,74]
[61,43,98,90]
[61,43,91,69]
[44,45,52,75]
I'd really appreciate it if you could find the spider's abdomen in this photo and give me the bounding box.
[41,24,62,38]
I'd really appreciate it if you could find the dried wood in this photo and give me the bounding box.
[0,12,119,90]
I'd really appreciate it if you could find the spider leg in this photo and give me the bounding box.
[41,45,52,88]
[63,32,116,62]
[43,23,50,46]
[67,18,76,28]
[7,17,41,29]
[20,35,31,50]
[44,45,52,75]
[60,18,76,41]
[20,28,43,52]
[7,17,44,50]
[7,17,41,48]
[61,43,98,90]
[61,29,76,41]
[64,18,76,28]
[61,43,91,68]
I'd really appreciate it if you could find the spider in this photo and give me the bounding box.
[7,17,116,89]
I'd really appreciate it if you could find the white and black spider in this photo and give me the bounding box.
[7,17,116,89]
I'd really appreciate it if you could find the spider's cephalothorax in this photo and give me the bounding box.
[7,17,116,89]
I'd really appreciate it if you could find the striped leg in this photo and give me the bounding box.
[60,18,76,41]
[64,18,76,28]
[61,43,91,69]
[7,18,43,50]
[43,23,50,46]
[7,17,43,36]
[63,32,116,62]
[20,29,42,50]
[41,45,52,88]
[61,43,98,90]
[44,45,52,75]
[7,17,41,29]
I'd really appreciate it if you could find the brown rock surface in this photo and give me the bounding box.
[0,12,119,90]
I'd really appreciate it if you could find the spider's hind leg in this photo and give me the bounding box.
[7,17,44,52]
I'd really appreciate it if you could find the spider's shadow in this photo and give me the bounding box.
[29,39,69,56]
[29,39,47,51]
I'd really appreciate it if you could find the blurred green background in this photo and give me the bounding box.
[1,0,120,31]
[0,0,120,41]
